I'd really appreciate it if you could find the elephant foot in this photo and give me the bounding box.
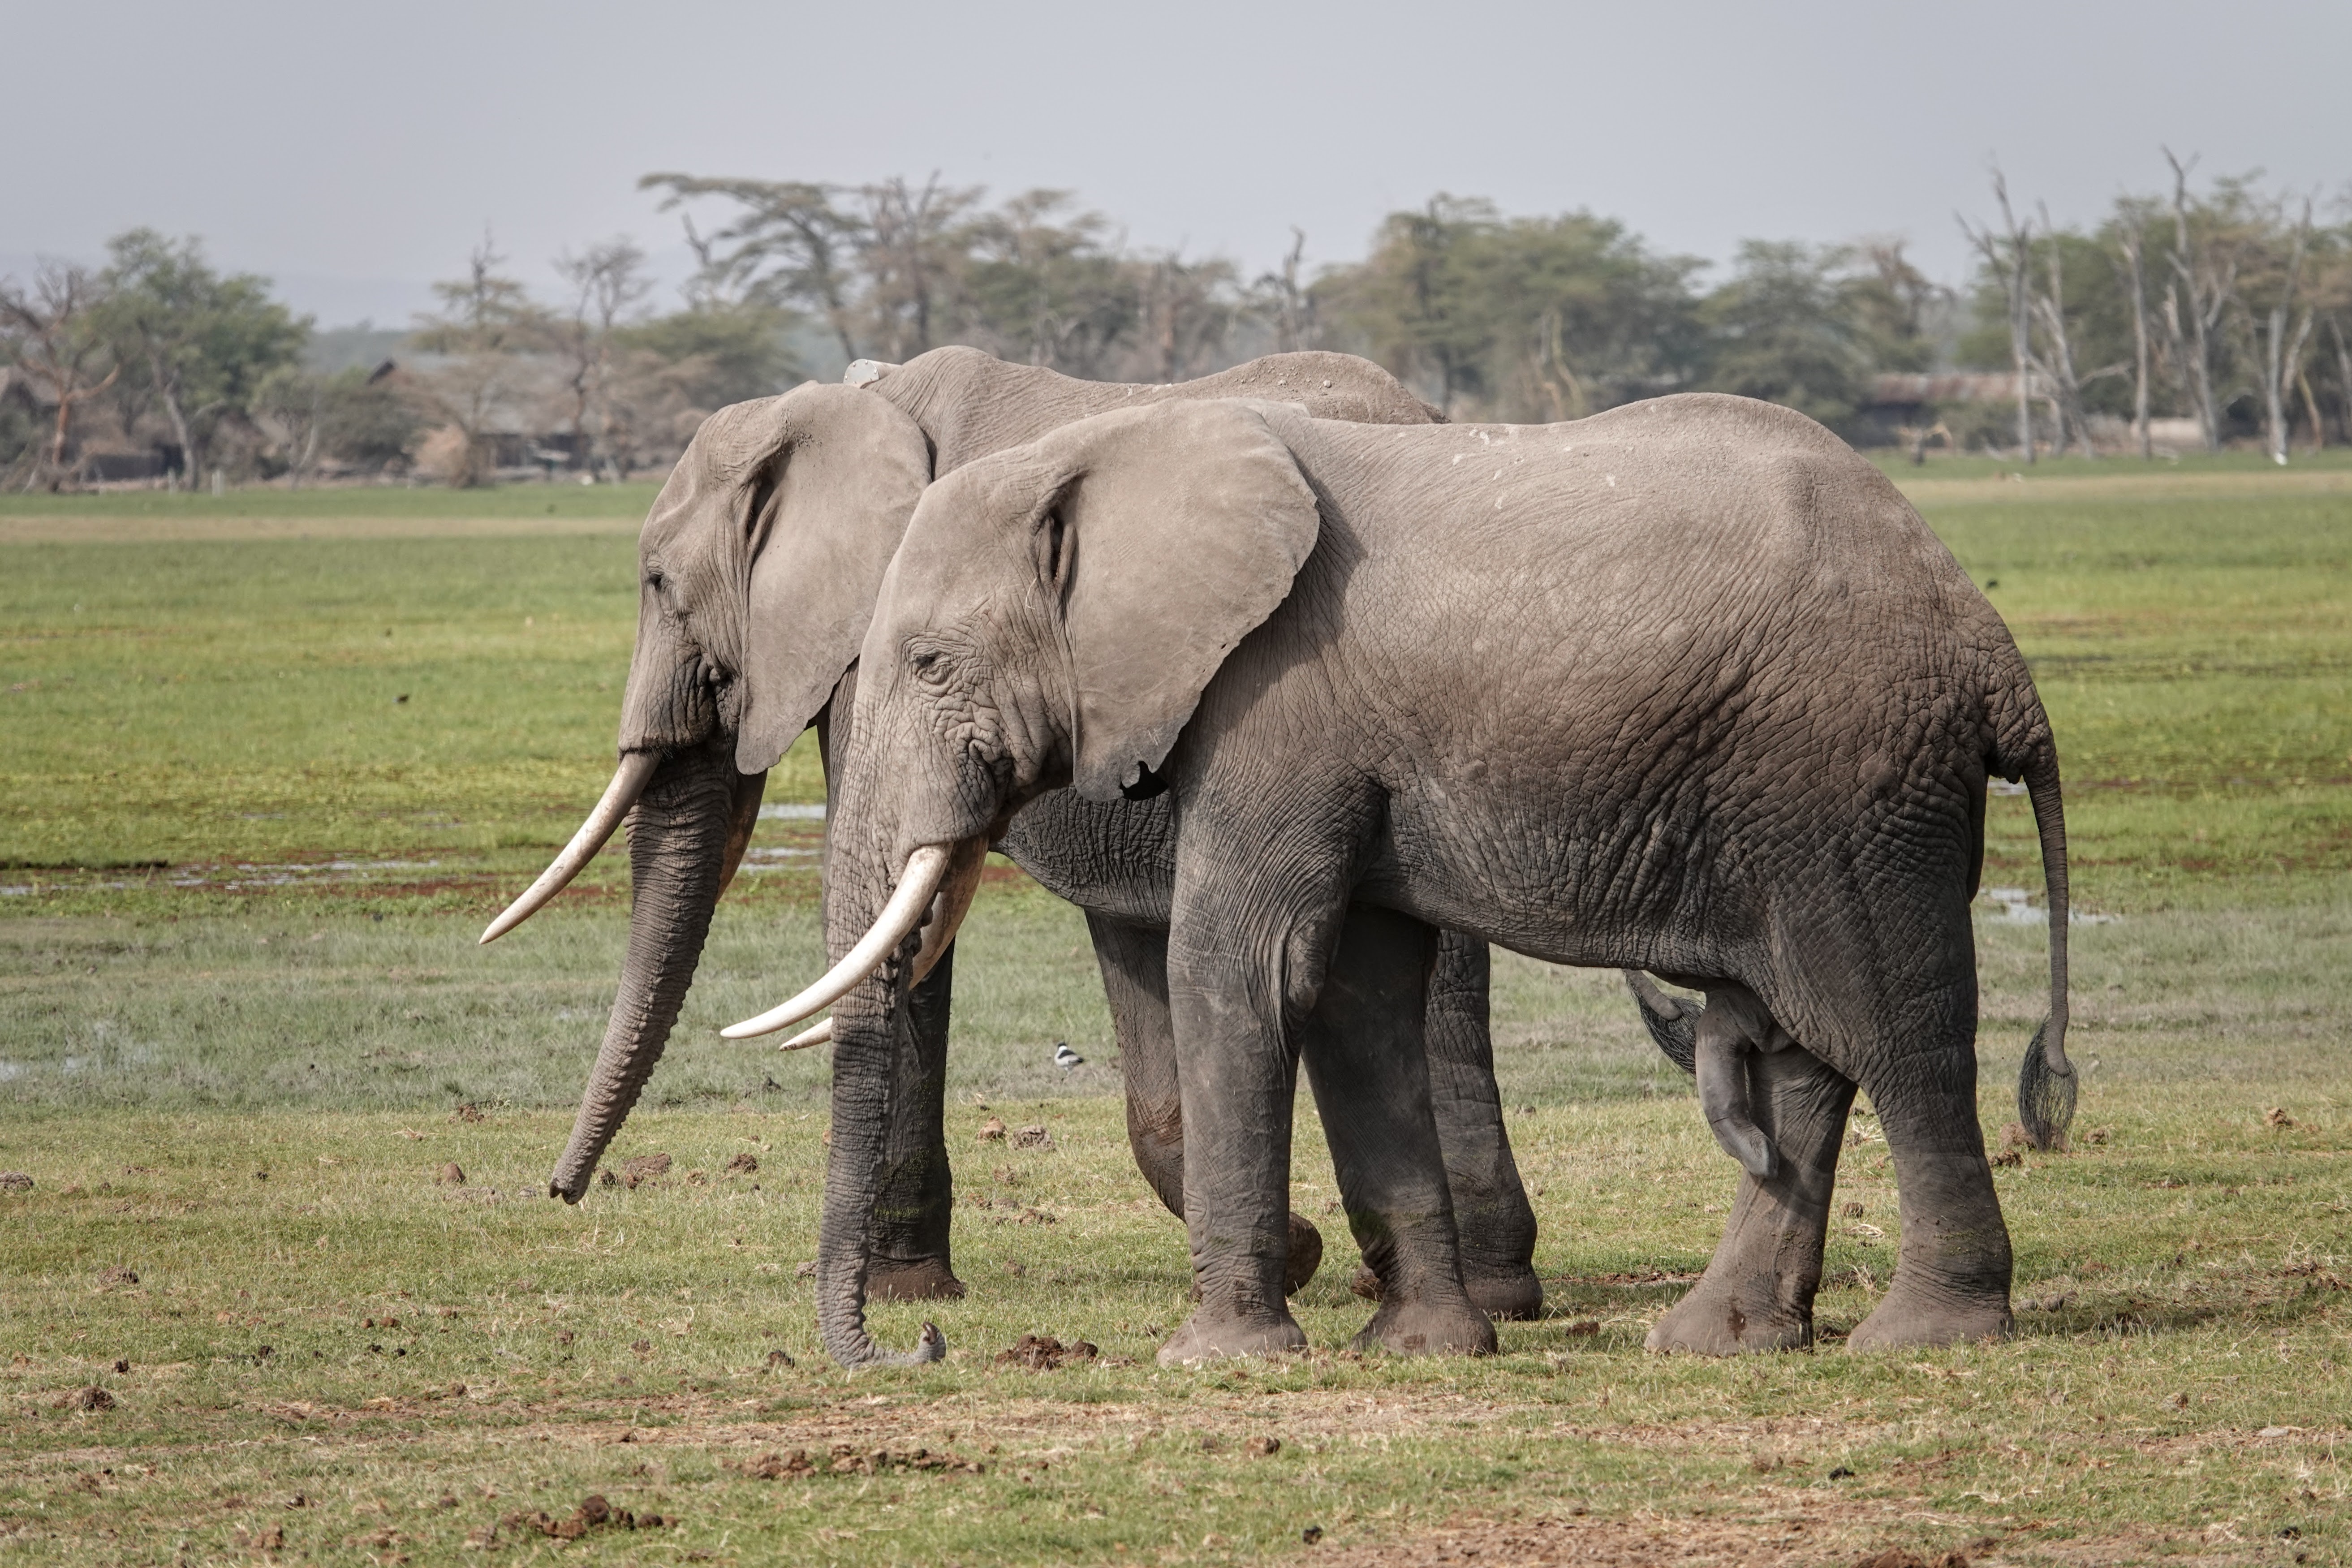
[1285,1212,1325,1296]
[1465,1266,1543,1321]
[1646,1275,1810,1355]
[1847,1281,2011,1350]
[868,1258,967,1302]
[1156,1309,1308,1367]
[1350,1295,1495,1358]
[1353,1262,1541,1321]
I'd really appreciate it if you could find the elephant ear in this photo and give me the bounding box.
[1030,400,1322,801]
[735,383,935,774]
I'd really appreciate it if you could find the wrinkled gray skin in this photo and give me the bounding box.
[818,393,2073,1368]
[534,346,1564,1318]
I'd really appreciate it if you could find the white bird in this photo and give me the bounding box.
[1052,1042,1085,1071]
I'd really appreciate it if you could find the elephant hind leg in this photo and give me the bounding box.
[1301,907,1494,1358]
[1848,1044,2014,1350]
[1648,1038,1854,1355]
[1424,929,1543,1320]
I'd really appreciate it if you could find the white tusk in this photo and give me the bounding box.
[479,752,660,944]
[720,844,952,1039]
[776,1018,832,1051]
[911,836,988,983]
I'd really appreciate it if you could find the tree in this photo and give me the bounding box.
[644,175,867,361]
[555,239,653,480]
[615,302,801,411]
[406,236,558,486]
[2112,206,2158,459]
[95,229,307,488]
[961,190,1135,375]
[2248,197,2315,465]
[856,175,984,362]
[1960,172,2039,461]
[2160,151,2241,453]
[1699,241,1878,431]
[1134,252,1241,383]
[1254,229,1318,353]
[0,262,117,491]
[1317,198,1702,419]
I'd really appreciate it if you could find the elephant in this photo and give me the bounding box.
[732,390,2076,1370]
[480,345,1572,1317]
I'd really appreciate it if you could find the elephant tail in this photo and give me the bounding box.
[1990,689,2074,1151]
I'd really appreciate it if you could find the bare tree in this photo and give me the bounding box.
[555,239,652,481]
[857,174,983,362]
[2331,316,2352,446]
[2112,208,2157,459]
[1137,252,1239,383]
[2160,149,2238,453]
[2253,197,2314,465]
[1256,228,1318,353]
[407,234,558,487]
[2029,204,2102,458]
[0,262,117,491]
[1960,170,2037,461]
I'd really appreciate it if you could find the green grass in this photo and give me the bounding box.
[0,481,662,523]
[4,470,2350,1564]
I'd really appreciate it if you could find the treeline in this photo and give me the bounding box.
[6,156,2348,490]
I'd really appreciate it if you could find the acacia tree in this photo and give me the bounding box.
[0,262,117,491]
[644,175,866,361]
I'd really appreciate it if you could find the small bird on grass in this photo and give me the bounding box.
[1052,1042,1085,1071]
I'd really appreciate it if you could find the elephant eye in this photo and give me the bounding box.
[645,569,666,593]
[909,648,949,686]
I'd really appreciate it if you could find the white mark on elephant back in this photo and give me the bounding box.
[843,360,892,388]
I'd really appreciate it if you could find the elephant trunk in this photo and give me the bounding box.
[548,741,738,1202]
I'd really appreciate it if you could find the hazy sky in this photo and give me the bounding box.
[7,0,2347,326]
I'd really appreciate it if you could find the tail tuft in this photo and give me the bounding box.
[2016,1017,2076,1152]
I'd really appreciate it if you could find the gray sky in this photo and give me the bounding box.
[7,0,2347,326]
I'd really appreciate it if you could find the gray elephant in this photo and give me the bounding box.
[481,346,1558,1316]
[735,392,2074,1368]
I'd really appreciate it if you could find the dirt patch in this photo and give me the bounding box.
[994,1334,1098,1370]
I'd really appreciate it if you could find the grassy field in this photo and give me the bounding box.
[2,463,2348,1566]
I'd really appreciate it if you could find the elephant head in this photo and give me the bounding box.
[720,399,1325,1363]
[481,383,934,1202]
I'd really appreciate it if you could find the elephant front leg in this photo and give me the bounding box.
[1088,913,1325,1292]
[1156,925,1319,1366]
[1422,930,1542,1320]
[1648,1040,1854,1354]
[1304,908,1494,1357]
[1848,1051,2014,1349]
[866,943,964,1301]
